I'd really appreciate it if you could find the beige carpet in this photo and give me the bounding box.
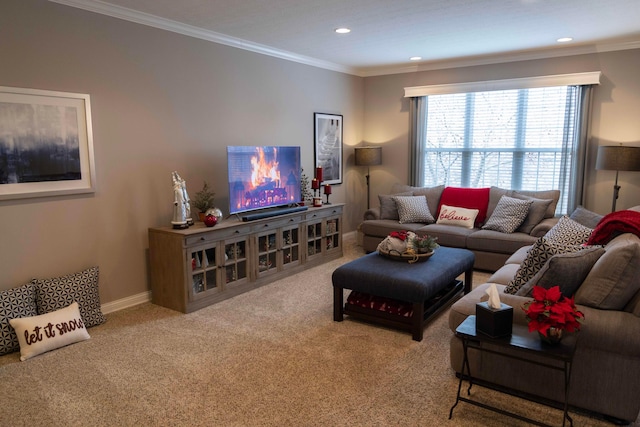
[0,235,634,426]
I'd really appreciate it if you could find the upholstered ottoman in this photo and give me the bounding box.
[333,247,474,341]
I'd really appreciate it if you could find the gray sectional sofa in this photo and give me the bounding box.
[448,225,640,423]
[360,184,560,271]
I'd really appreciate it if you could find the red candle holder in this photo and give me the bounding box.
[323,184,332,204]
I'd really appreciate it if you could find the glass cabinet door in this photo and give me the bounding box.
[307,221,323,258]
[257,230,277,277]
[281,225,300,268]
[325,217,341,254]
[189,244,219,298]
[223,237,249,287]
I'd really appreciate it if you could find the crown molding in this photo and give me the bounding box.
[49,0,640,79]
[357,39,640,77]
[48,0,357,76]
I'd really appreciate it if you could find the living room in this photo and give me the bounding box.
[1,0,640,425]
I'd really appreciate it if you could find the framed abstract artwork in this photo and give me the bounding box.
[314,112,343,185]
[0,86,96,200]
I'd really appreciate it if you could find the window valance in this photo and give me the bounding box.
[404,71,601,98]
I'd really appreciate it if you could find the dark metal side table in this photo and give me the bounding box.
[449,315,577,427]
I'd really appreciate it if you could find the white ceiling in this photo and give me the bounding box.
[52,0,640,76]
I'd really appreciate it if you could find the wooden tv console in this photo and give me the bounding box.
[148,204,343,313]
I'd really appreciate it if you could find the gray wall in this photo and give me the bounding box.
[0,0,364,302]
[1,0,639,306]
[363,51,640,215]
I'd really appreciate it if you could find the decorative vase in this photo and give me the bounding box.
[539,327,563,344]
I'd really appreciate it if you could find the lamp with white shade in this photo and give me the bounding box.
[595,145,640,212]
[354,146,382,209]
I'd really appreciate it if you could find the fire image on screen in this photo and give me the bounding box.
[227,146,302,215]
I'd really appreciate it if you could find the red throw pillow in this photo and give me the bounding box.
[437,187,490,226]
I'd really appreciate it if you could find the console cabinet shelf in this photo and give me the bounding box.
[148,204,343,313]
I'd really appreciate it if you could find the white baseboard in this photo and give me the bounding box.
[101,291,151,314]
[102,232,357,315]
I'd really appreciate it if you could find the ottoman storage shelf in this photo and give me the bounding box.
[333,247,475,341]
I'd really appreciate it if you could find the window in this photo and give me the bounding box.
[407,73,600,215]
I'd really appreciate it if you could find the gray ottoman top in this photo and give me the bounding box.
[332,247,474,303]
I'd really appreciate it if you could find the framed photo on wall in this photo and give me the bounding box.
[314,112,343,185]
[0,86,96,201]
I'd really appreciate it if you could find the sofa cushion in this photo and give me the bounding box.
[466,229,537,255]
[512,194,554,234]
[360,219,425,238]
[504,237,586,294]
[570,206,604,229]
[515,247,605,298]
[378,191,413,220]
[544,215,593,246]
[505,246,531,265]
[420,223,476,248]
[394,195,435,224]
[412,185,445,217]
[513,189,560,218]
[436,204,478,229]
[575,234,640,310]
[482,196,532,233]
[487,264,522,285]
[1,282,38,356]
[437,187,490,226]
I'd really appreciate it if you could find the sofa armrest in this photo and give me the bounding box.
[530,217,559,237]
[574,306,640,357]
[364,208,381,220]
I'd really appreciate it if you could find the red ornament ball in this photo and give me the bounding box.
[204,214,218,227]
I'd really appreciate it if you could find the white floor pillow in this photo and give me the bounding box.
[9,302,90,361]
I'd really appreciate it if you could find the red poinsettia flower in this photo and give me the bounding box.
[522,285,584,337]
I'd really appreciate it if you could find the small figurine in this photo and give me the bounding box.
[171,171,188,229]
[172,171,193,225]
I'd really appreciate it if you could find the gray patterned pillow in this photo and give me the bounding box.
[482,196,532,233]
[504,238,586,294]
[1,282,38,355]
[544,215,593,245]
[393,195,435,224]
[35,266,106,327]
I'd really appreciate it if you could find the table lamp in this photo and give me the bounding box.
[596,145,640,212]
[355,146,382,209]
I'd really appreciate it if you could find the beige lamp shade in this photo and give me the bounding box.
[355,146,382,167]
[596,145,640,171]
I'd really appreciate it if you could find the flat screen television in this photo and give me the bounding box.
[227,146,302,215]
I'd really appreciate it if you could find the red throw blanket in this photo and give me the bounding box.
[586,210,640,245]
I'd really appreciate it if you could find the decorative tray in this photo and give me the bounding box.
[378,249,434,263]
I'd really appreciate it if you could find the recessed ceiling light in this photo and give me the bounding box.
[335,28,351,34]
[410,56,422,61]
[557,37,573,43]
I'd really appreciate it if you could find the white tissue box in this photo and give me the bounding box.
[476,302,513,338]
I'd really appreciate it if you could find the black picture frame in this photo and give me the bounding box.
[314,112,343,185]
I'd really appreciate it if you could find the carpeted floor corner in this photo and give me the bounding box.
[1,235,636,426]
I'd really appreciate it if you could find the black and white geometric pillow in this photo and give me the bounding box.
[504,238,586,294]
[482,196,533,233]
[544,215,593,245]
[35,266,106,328]
[0,282,37,355]
[393,195,435,224]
